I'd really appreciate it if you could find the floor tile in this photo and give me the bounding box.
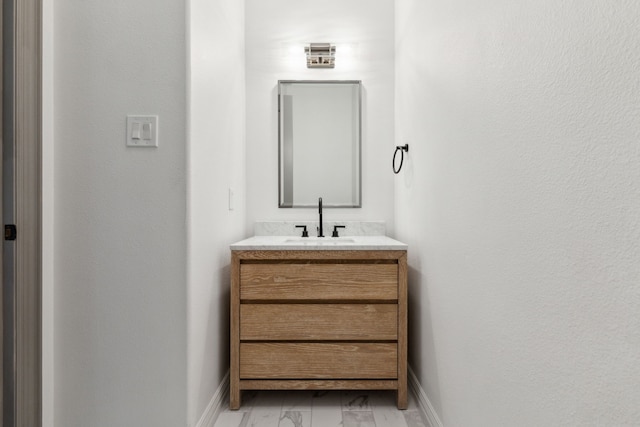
[311,391,343,409]
[213,411,248,427]
[310,391,343,427]
[250,390,287,409]
[281,390,313,412]
[406,390,421,410]
[342,411,377,427]
[244,408,281,427]
[231,390,259,412]
[311,409,343,427]
[278,410,311,427]
[341,391,372,411]
[402,410,429,427]
[240,390,260,409]
[217,390,425,427]
[372,406,409,427]
[367,391,399,410]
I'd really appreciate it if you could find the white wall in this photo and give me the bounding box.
[395,1,640,425]
[187,0,245,425]
[245,0,395,234]
[53,1,188,425]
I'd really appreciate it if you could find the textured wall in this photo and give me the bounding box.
[245,0,395,234]
[395,0,640,425]
[53,1,187,425]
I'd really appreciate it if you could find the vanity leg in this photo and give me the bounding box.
[230,380,241,410]
[397,386,408,410]
[397,253,408,410]
[230,252,241,410]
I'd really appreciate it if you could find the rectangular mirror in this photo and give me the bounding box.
[278,80,361,208]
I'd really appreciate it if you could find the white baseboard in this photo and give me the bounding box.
[195,371,230,427]
[408,366,444,427]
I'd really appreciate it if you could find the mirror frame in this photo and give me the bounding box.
[278,80,362,208]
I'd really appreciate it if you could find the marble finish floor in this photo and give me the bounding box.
[213,390,428,427]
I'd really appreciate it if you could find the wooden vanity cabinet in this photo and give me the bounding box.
[230,249,408,410]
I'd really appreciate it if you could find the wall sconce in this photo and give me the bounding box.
[305,43,335,68]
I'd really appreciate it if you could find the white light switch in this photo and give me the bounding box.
[132,122,141,139]
[142,122,152,140]
[127,115,158,147]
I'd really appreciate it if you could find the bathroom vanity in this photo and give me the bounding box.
[229,236,408,410]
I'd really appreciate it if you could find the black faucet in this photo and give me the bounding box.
[332,225,346,237]
[295,225,308,237]
[317,197,324,237]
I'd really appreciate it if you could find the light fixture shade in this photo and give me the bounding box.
[305,43,335,68]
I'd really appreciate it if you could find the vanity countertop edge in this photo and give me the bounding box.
[230,235,407,251]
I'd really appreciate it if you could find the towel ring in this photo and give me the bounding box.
[393,144,409,174]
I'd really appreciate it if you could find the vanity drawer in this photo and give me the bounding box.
[240,343,397,379]
[240,263,398,301]
[240,304,398,341]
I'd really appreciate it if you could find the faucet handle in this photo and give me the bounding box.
[332,225,346,237]
[295,225,308,237]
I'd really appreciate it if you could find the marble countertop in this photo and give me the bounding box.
[230,235,408,251]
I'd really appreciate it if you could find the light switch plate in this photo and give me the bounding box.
[127,115,158,147]
[229,187,235,211]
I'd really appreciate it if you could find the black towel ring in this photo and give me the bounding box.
[393,144,409,174]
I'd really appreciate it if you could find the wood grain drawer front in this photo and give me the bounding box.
[240,343,397,379]
[240,304,398,341]
[240,263,398,301]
